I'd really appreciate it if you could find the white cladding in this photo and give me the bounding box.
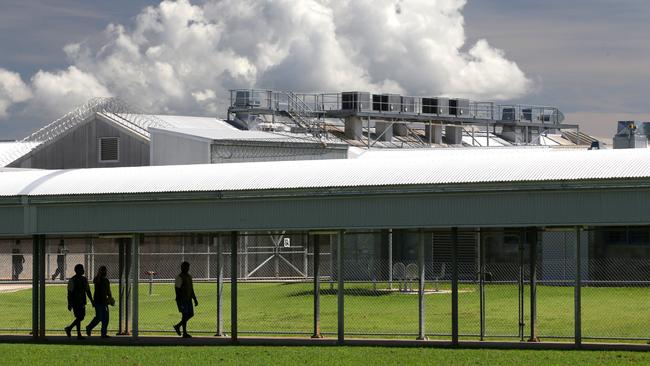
[1,147,650,197]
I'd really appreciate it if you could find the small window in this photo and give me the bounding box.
[98,137,119,162]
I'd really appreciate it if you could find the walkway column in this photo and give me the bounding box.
[478,229,485,341]
[417,230,426,340]
[131,234,141,339]
[575,226,582,346]
[215,234,224,337]
[528,227,539,342]
[37,235,45,338]
[31,237,39,339]
[337,230,345,344]
[451,227,459,346]
[230,231,238,343]
[312,234,322,338]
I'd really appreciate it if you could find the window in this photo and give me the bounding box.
[98,137,119,162]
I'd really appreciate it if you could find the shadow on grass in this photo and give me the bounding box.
[289,288,393,297]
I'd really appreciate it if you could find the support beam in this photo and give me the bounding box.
[451,227,459,346]
[215,234,224,337]
[528,227,539,342]
[417,230,426,340]
[31,237,39,339]
[312,234,322,338]
[131,234,141,339]
[38,235,45,338]
[230,231,238,343]
[337,230,345,344]
[575,226,582,347]
[479,229,485,341]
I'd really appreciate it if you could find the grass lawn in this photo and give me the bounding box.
[1,282,648,342]
[1,344,650,366]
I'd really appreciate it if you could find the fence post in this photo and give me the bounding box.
[518,233,525,342]
[131,234,140,339]
[215,234,224,337]
[38,235,45,338]
[417,229,427,340]
[451,227,459,346]
[388,229,393,290]
[31,237,39,339]
[479,228,485,341]
[337,230,345,344]
[230,231,238,343]
[528,227,539,342]
[312,234,322,338]
[575,226,582,347]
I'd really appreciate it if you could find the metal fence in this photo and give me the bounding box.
[1,227,649,345]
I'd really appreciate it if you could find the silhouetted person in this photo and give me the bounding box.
[173,261,198,338]
[11,240,25,281]
[86,265,114,338]
[65,264,93,340]
[51,240,67,281]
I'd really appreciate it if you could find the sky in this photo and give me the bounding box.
[0,0,648,139]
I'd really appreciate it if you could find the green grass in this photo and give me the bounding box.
[1,344,650,366]
[1,282,648,342]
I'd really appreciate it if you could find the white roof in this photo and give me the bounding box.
[1,147,649,197]
[150,127,292,141]
[149,115,236,130]
[0,141,41,167]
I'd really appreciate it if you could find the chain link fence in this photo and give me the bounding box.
[1,227,649,343]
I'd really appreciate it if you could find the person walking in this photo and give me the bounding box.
[86,266,114,338]
[173,261,198,338]
[65,264,94,340]
[51,240,67,281]
[11,240,25,281]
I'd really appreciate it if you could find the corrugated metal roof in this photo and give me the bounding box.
[0,141,41,167]
[1,147,650,197]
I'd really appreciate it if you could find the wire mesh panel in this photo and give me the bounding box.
[582,227,650,343]
[425,231,452,339]
[482,230,527,340]
[237,232,315,336]
[0,238,33,334]
[537,230,576,341]
[342,230,417,339]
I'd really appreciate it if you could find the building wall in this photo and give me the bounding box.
[10,117,149,169]
[150,131,211,166]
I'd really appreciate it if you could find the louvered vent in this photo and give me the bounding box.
[99,137,119,162]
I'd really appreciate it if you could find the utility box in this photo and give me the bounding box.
[449,99,469,117]
[613,120,648,149]
[401,96,416,113]
[445,126,463,145]
[372,94,401,112]
[422,97,449,115]
[341,92,371,111]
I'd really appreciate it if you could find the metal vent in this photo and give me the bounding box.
[99,137,119,162]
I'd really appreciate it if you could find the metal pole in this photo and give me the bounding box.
[451,227,459,346]
[528,228,539,342]
[131,234,140,339]
[312,234,322,338]
[575,226,582,346]
[216,234,224,336]
[479,229,485,341]
[417,230,426,340]
[117,239,124,335]
[124,240,131,335]
[230,231,238,343]
[337,230,344,344]
[38,235,45,338]
[518,234,524,342]
[388,229,393,290]
[32,236,39,339]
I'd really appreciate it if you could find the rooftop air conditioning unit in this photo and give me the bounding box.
[341,91,371,111]
[422,97,449,115]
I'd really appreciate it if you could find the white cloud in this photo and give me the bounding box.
[1,0,531,121]
[0,68,32,119]
[28,66,112,117]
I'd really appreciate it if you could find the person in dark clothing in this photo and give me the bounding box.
[86,266,114,338]
[51,240,67,281]
[65,264,94,340]
[11,240,25,281]
[173,261,198,338]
